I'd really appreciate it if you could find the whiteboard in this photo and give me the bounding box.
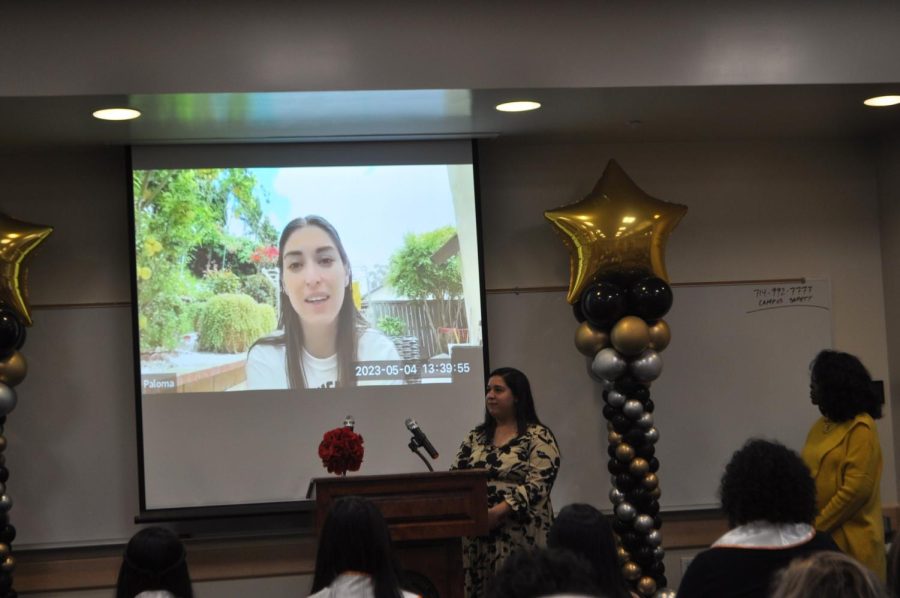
[486,280,832,511]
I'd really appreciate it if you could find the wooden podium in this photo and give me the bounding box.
[310,470,488,598]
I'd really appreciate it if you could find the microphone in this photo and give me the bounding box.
[405,418,439,459]
[343,415,355,431]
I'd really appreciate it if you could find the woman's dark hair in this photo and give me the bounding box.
[479,367,544,440]
[116,527,193,598]
[311,496,404,598]
[487,547,601,598]
[811,349,881,422]
[719,439,817,527]
[548,503,632,598]
[253,215,366,388]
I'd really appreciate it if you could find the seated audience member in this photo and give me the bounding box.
[116,526,193,598]
[676,439,839,598]
[310,496,418,598]
[487,546,601,598]
[548,503,634,598]
[888,539,900,598]
[770,551,887,598]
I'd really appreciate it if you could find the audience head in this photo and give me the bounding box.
[548,504,631,598]
[810,349,881,421]
[311,495,403,598]
[888,538,900,598]
[719,438,816,528]
[771,551,887,598]
[116,526,193,598]
[487,547,601,598]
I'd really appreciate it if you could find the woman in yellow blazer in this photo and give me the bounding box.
[802,349,885,580]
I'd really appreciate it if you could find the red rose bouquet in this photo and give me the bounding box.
[318,427,365,475]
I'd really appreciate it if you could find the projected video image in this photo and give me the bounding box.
[134,164,482,393]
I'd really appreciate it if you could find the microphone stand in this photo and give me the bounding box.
[408,437,434,472]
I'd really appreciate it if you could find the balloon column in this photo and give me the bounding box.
[546,160,686,597]
[0,213,53,598]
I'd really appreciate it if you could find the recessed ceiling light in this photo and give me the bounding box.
[495,101,541,113]
[863,95,900,107]
[92,108,142,121]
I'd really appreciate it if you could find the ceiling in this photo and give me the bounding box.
[3,84,900,147]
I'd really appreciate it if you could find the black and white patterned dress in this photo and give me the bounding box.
[452,423,561,598]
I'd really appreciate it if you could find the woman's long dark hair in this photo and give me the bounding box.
[548,504,632,598]
[253,215,367,388]
[311,496,404,598]
[811,349,881,422]
[116,527,193,598]
[478,367,543,440]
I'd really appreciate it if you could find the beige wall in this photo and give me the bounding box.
[478,137,897,505]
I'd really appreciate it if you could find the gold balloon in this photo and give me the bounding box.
[0,436,5,453]
[637,576,657,596]
[615,443,635,462]
[622,561,642,581]
[0,214,53,326]
[629,457,649,476]
[616,546,630,565]
[608,430,623,445]
[544,159,688,304]
[575,321,609,356]
[648,319,671,352]
[1,555,14,572]
[0,351,26,387]
[642,472,659,490]
[611,316,651,356]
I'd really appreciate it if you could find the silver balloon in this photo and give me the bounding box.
[636,412,654,430]
[630,349,663,382]
[592,348,627,381]
[623,399,644,419]
[609,487,626,505]
[607,390,626,408]
[634,514,654,533]
[645,427,660,444]
[0,384,16,417]
[655,590,677,598]
[615,501,637,522]
[653,546,666,561]
[0,495,11,513]
[647,529,663,546]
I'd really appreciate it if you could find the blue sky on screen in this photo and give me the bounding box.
[245,165,459,286]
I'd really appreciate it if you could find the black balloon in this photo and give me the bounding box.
[619,532,641,551]
[608,459,628,476]
[0,309,25,359]
[0,524,14,544]
[573,301,587,323]
[607,444,619,459]
[580,282,626,329]
[631,386,650,402]
[628,277,673,321]
[648,561,666,576]
[645,500,661,516]
[643,398,655,413]
[648,457,660,473]
[611,415,631,434]
[636,445,656,459]
[624,429,646,447]
[615,376,643,395]
[602,405,620,420]
[635,546,656,564]
[0,572,10,593]
[658,575,669,588]
[0,466,7,483]
[615,474,637,492]
[653,515,663,529]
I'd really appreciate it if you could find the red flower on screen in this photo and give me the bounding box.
[318,427,365,475]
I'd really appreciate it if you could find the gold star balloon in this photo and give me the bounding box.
[545,160,687,304]
[0,213,53,326]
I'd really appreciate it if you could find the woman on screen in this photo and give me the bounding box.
[246,215,400,389]
[451,367,560,598]
[802,349,886,579]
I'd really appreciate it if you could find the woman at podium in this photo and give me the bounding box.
[451,367,561,598]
